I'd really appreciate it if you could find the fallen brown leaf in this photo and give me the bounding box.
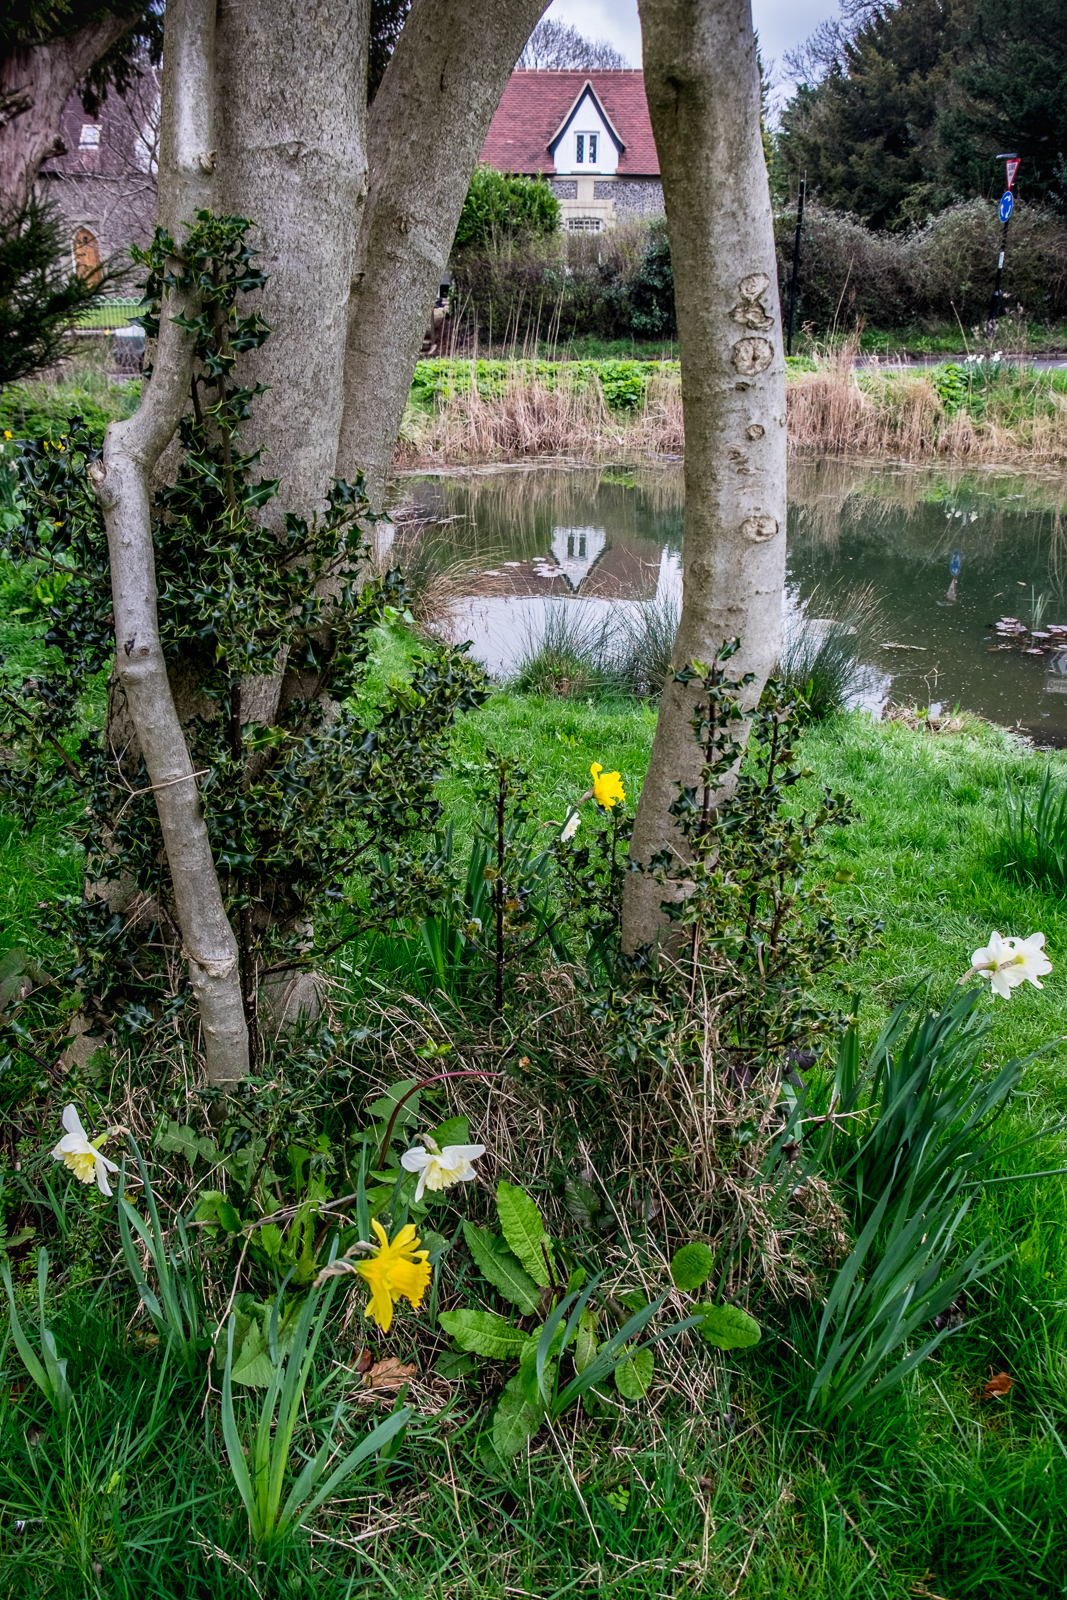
[982,1372,1014,1400]
[363,1357,416,1391]
[355,1347,374,1375]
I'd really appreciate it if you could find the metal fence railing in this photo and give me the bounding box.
[76,298,143,330]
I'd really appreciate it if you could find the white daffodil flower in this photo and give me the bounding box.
[560,810,581,843]
[400,1136,486,1203]
[51,1104,120,1196]
[969,931,1052,1000]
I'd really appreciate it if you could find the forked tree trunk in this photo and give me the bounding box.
[335,0,547,510]
[213,0,371,522]
[622,0,787,954]
[89,0,250,1086]
[0,14,141,209]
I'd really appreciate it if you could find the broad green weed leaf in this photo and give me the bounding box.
[575,1310,599,1373]
[615,1347,654,1399]
[492,1375,542,1458]
[463,1222,540,1314]
[670,1242,716,1292]
[428,1115,469,1150]
[695,1303,761,1350]
[496,1181,551,1286]
[438,1309,531,1359]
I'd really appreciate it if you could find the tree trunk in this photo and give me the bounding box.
[1,14,140,210]
[622,0,787,955]
[335,0,548,511]
[212,0,370,523]
[89,0,250,1087]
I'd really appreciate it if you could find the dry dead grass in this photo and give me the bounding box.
[395,370,684,467]
[395,346,1067,466]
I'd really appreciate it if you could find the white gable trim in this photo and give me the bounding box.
[547,82,625,165]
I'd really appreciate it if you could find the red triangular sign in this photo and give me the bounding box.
[1006,158,1020,189]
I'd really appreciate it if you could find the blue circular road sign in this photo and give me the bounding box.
[999,190,1014,223]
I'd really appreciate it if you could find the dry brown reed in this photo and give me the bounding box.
[395,345,1067,467]
[395,369,684,467]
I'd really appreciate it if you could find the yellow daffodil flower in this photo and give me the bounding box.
[52,1104,119,1196]
[401,1136,485,1203]
[355,1219,431,1333]
[590,763,625,810]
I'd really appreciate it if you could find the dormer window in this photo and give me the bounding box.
[575,133,597,165]
[79,124,101,148]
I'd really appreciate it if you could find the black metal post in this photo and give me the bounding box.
[786,173,806,358]
[988,152,1020,342]
[986,215,1011,341]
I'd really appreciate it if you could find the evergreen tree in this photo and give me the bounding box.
[937,0,1067,206]
[779,0,971,228]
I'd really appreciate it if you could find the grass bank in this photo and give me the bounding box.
[4,671,1067,1597]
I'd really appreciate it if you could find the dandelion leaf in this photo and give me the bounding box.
[492,1375,542,1458]
[438,1309,531,1359]
[496,1181,551,1286]
[462,1221,540,1313]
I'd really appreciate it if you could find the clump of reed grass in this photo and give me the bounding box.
[776,584,884,720]
[510,602,608,697]
[993,766,1067,891]
[600,590,681,698]
[375,522,491,638]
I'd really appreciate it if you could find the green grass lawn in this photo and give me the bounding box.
[5,662,1067,1597]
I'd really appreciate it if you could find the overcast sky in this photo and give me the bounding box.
[541,0,836,95]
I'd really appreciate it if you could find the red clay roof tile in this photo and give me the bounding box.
[480,70,660,179]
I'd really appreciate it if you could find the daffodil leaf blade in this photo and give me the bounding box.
[670,1242,717,1292]
[694,1303,762,1350]
[615,1346,655,1400]
[438,1309,531,1360]
[462,1222,540,1314]
[492,1375,543,1459]
[496,1181,551,1287]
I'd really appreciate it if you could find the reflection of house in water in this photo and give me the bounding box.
[543,525,607,589]
[470,522,663,602]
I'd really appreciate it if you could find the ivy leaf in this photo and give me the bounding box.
[438,1309,531,1360]
[614,1347,655,1400]
[492,1374,543,1459]
[496,1181,551,1287]
[462,1222,540,1314]
[695,1303,761,1350]
[670,1242,716,1292]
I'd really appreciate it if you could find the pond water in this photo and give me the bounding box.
[392,459,1067,745]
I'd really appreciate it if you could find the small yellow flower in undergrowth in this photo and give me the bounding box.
[401,1136,486,1203]
[967,931,1052,999]
[316,1221,433,1332]
[590,763,625,810]
[51,1104,120,1196]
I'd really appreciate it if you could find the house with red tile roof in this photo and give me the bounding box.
[479,70,663,233]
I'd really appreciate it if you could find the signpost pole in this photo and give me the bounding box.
[987,153,1020,342]
[786,172,806,358]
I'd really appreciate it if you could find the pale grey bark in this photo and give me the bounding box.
[622,0,787,954]
[213,0,370,522]
[89,0,250,1085]
[335,0,548,510]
